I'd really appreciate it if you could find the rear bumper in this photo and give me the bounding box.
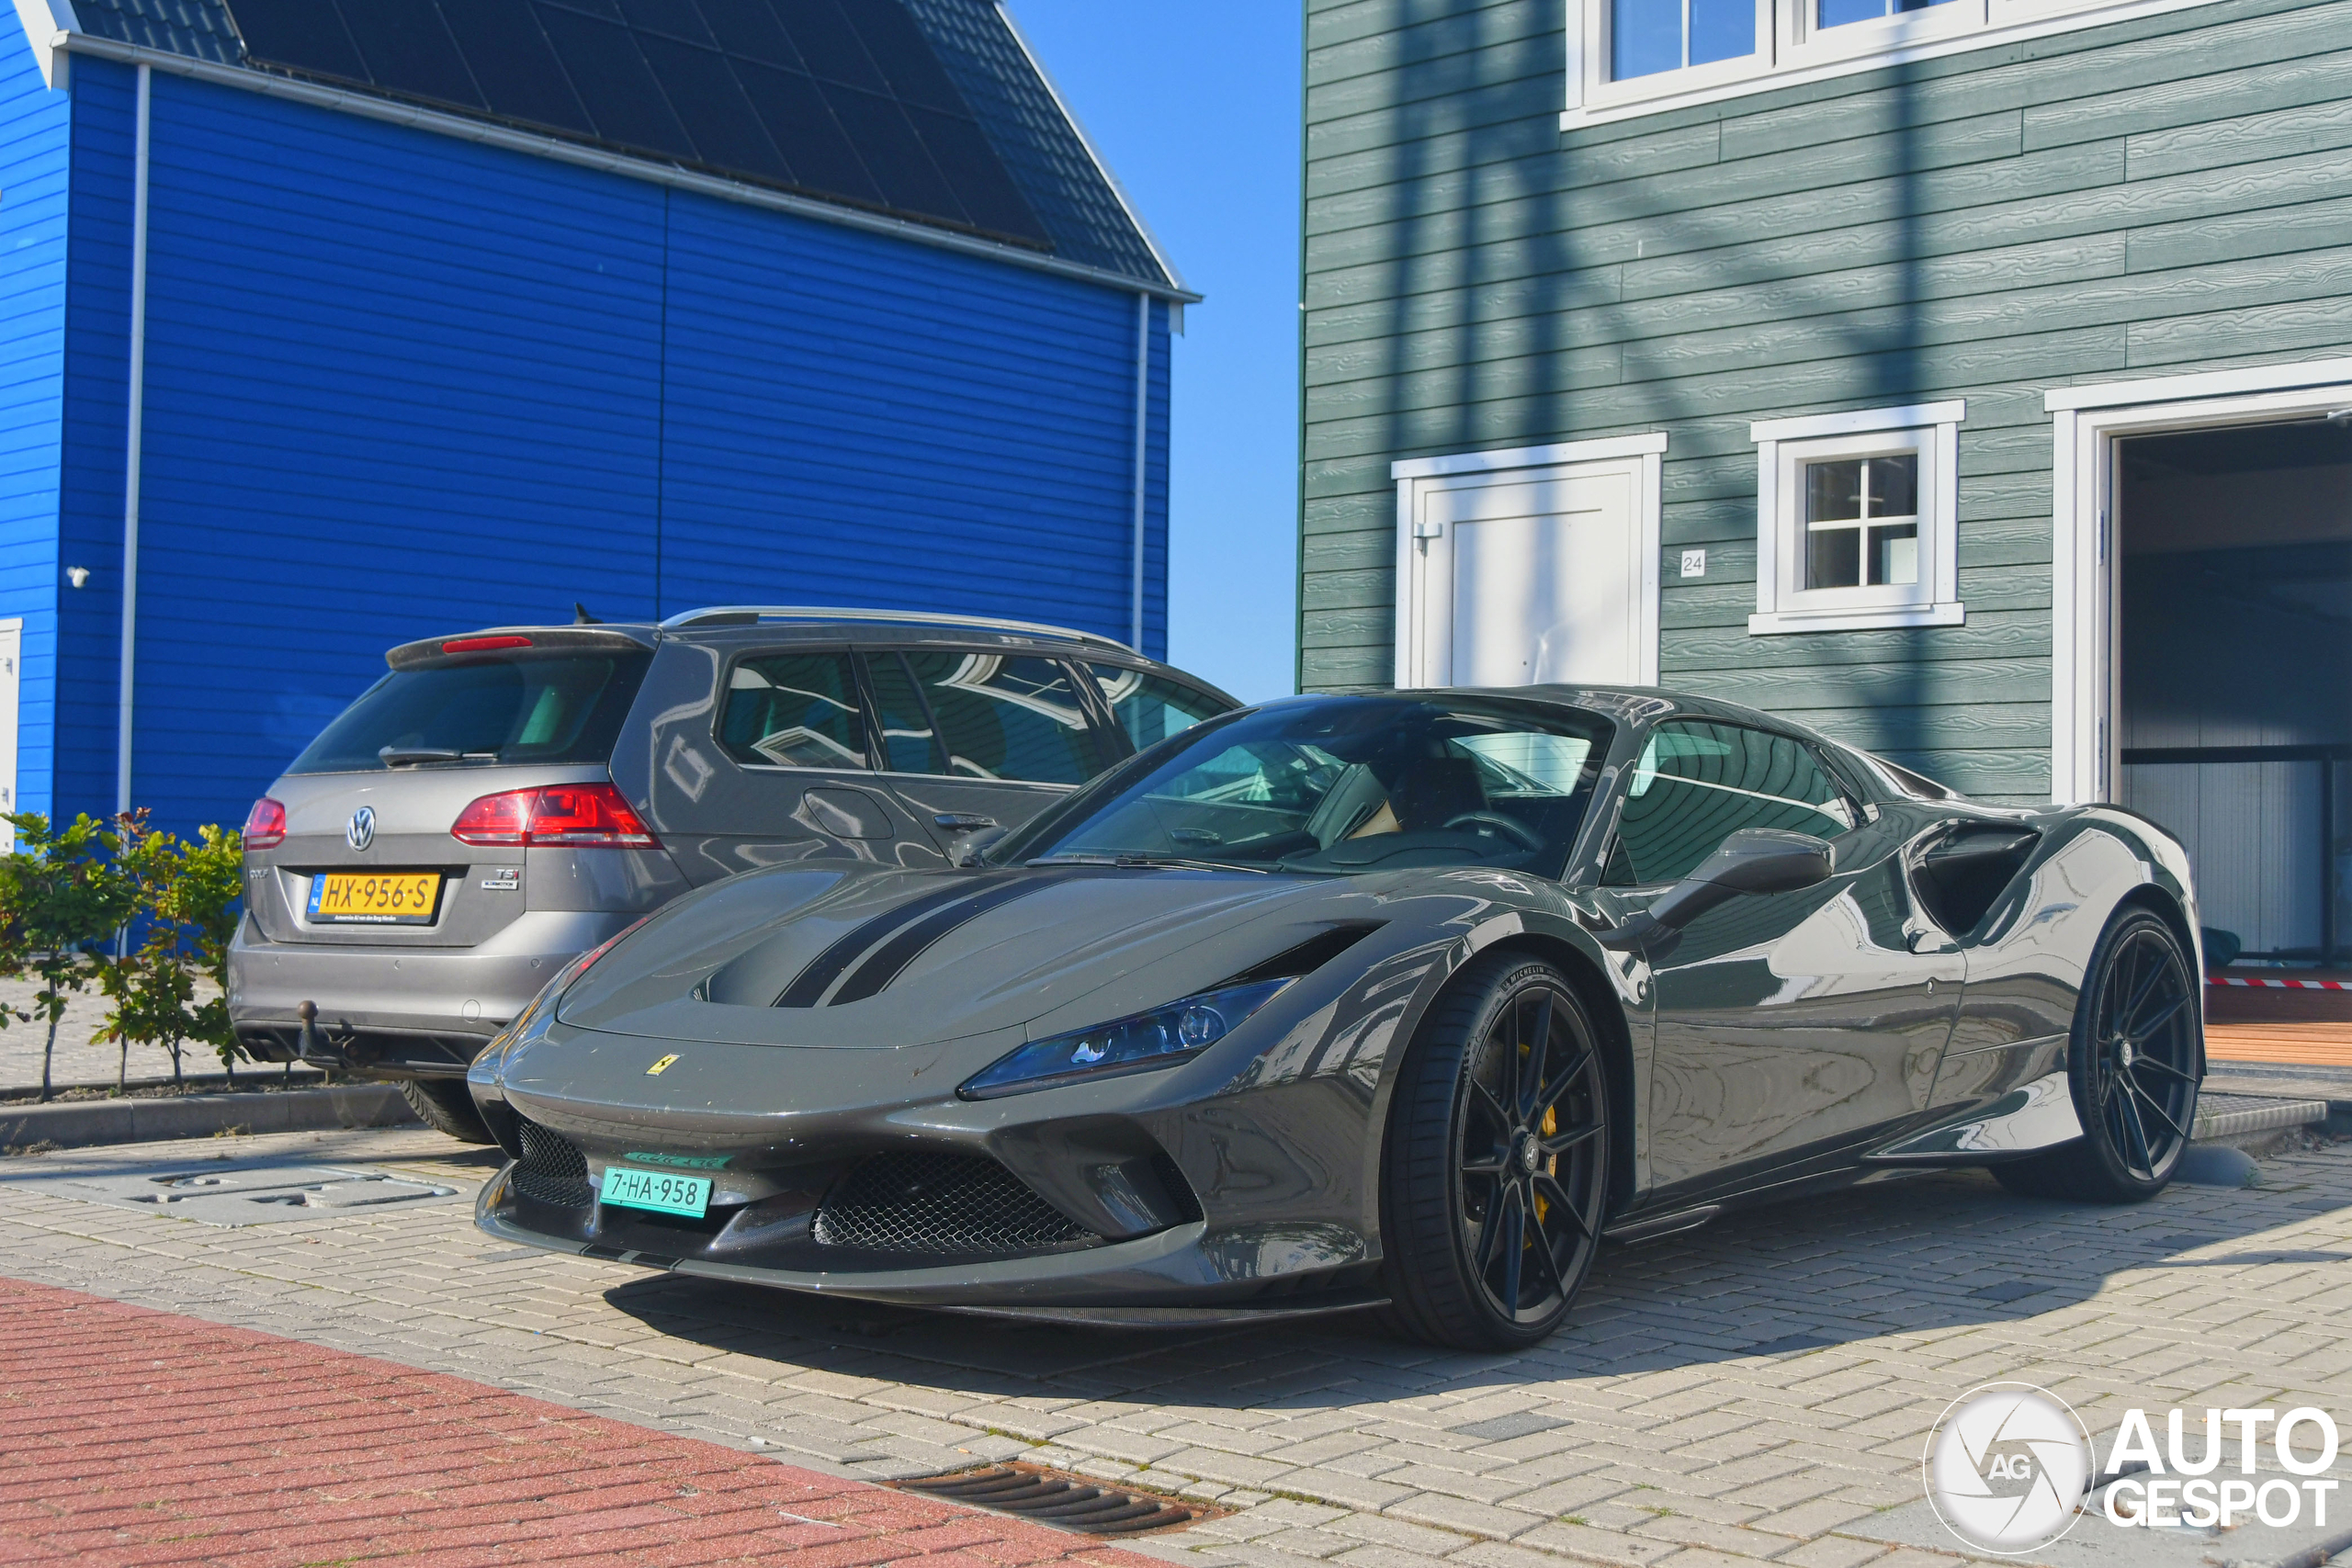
[228,910,641,1077]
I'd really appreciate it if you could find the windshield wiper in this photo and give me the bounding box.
[1027,852,1270,874]
[379,747,501,767]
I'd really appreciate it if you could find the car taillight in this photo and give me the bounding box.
[441,635,533,654]
[243,797,287,851]
[449,784,658,850]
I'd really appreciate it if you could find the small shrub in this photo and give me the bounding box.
[0,813,142,1101]
[101,823,245,1088]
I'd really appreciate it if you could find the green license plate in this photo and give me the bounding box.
[599,1166,712,1217]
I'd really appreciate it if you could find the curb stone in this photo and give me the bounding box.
[0,1083,416,1149]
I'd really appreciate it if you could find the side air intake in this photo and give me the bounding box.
[512,1119,594,1209]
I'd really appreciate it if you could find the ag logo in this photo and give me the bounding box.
[346,806,376,852]
[1925,1382,2092,1554]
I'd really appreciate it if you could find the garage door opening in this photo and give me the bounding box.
[2114,417,2352,1048]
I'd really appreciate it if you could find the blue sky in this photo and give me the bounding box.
[1004,3,1302,703]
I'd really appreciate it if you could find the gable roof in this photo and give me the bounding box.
[40,0,1184,296]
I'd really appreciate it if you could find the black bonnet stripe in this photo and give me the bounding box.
[827,868,1113,1007]
[774,877,1012,1009]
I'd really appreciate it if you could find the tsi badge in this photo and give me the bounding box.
[1925,1382,2093,1554]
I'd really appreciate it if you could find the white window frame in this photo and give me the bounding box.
[1566,0,2227,127]
[2045,356,2352,806]
[1749,401,1964,636]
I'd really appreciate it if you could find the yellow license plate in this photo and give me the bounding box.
[308,872,442,924]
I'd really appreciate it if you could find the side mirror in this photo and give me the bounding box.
[1591,829,1834,953]
[944,818,1007,867]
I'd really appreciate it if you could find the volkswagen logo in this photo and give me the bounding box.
[346,806,376,852]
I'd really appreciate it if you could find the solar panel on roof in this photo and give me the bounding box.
[767,0,883,93]
[534,2,699,159]
[816,81,962,227]
[634,30,792,184]
[732,55,884,208]
[833,0,961,113]
[335,0,482,112]
[438,0,598,138]
[617,0,718,44]
[222,0,368,82]
[695,0,799,69]
[218,0,1049,248]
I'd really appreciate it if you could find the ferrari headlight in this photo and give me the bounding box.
[959,979,1292,1100]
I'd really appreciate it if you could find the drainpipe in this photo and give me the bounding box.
[117,62,149,824]
[1130,291,1148,655]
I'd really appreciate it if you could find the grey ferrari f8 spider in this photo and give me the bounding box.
[468,687,2205,1349]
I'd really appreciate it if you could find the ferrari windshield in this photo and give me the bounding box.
[1008,696,1614,877]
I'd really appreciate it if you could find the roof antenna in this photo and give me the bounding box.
[574,602,602,625]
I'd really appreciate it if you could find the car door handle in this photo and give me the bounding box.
[935,813,999,833]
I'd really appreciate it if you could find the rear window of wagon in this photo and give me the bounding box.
[287,652,651,774]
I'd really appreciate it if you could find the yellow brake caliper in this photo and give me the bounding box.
[1533,1104,1556,1224]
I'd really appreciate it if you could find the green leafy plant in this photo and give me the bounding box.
[0,813,142,1101]
[98,821,246,1089]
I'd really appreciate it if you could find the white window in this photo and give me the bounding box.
[1748,402,1964,635]
[1569,0,2224,125]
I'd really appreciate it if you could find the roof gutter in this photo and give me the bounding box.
[50,30,1203,306]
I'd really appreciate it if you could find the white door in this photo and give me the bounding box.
[1394,440,1662,691]
[0,620,20,852]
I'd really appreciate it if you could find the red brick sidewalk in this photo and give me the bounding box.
[0,1277,1163,1567]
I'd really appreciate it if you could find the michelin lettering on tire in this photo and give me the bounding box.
[1925,1382,2093,1554]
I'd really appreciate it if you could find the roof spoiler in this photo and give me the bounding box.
[386,626,657,671]
[660,604,1134,653]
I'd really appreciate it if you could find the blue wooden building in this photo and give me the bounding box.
[0,0,1190,836]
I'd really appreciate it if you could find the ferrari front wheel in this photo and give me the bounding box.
[1994,907,2201,1203]
[1379,953,1611,1350]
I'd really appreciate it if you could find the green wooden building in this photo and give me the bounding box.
[1301,0,2352,965]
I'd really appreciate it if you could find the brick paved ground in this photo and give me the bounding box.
[0,1275,1159,1567]
[1,1126,2348,1568]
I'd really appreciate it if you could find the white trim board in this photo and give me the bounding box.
[1391,433,1668,481]
[1750,401,1964,443]
[45,30,1200,305]
[2048,363,2352,806]
[2045,358,2352,412]
[1561,0,2229,129]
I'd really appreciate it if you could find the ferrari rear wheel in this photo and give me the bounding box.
[1994,908,2200,1203]
[1379,953,1611,1350]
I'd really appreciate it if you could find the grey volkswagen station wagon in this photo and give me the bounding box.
[228,607,1236,1141]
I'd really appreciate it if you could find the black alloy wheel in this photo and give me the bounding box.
[1996,908,2201,1203]
[1380,953,1611,1349]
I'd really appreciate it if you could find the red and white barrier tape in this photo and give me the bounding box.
[2209,976,2352,990]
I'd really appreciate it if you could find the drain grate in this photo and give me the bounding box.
[2,1162,459,1227]
[895,1463,1213,1536]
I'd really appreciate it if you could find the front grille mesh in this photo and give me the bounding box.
[514,1118,594,1208]
[814,1151,1098,1257]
